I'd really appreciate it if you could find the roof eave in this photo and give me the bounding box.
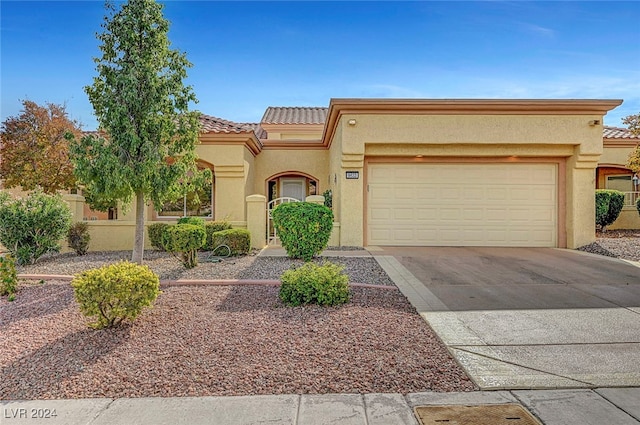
[321,98,624,148]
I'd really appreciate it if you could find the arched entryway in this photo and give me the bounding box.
[266,171,318,203]
[265,172,319,244]
[596,164,639,207]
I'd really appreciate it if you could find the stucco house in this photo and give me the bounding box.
[6,98,640,251]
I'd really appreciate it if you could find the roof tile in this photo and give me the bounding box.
[261,107,328,125]
[200,114,254,134]
[603,126,639,139]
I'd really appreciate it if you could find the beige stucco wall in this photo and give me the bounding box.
[331,113,607,248]
[252,149,330,195]
[609,208,640,230]
[600,145,635,167]
[195,143,249,223]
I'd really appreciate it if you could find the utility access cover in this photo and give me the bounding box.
[414,404,542,425]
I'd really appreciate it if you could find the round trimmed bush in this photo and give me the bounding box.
[0,255,18,298]
[280,261,350,307]
[147,222,170,250]
[205,220,233,248]
[177,216,206,227]
[72,261,160,329]
[595,189,625,231]
[207,228,250,255]
[161,223,206,268]
[272,202,333,261]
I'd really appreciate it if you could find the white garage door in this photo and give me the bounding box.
[367,163,557,247]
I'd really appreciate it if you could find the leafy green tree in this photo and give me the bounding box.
[0,100,81,193]
[70,0,207,264]
[624,113,640,172]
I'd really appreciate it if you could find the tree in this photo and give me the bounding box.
[624,113,640,172]
[70,0,206,264]
[0,100,81,193]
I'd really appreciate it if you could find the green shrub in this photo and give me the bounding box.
[322,189,332,209]
[148,223,170,250]
[161,224,206,268]
[205,220,233,248]
[72,261,160,329]
[208,228,250,255]
[637,196,640,216]
[595,189,625,231]
[67,222,90,255]
[0,255,18,298]
[177,216,206,227]
[272,202,333,261]
[0,190,72,265]
[279,261,350,306]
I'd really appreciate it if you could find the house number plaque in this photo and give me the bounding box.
[345,171,359,179]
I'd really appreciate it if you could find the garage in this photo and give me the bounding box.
[367,162,558,247]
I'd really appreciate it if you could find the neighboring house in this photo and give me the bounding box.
[596,126,640,229]
[5,98,638,251]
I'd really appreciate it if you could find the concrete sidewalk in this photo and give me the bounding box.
[2,388,640,425]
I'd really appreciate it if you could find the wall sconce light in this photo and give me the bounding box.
[588,120,601,126]
[348,119,357,126]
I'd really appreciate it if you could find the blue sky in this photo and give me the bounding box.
[1,1,639,130]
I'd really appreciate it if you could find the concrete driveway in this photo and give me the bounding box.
[371,247,640,390]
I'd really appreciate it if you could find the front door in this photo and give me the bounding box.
[280,178,306,201]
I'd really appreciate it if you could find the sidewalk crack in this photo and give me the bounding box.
[86,399,116,425]
[452,346,593,387]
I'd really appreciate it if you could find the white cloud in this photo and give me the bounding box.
[520,23,556,38]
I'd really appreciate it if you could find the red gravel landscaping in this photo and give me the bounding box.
[0,281,476,400]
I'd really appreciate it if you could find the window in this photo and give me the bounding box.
[158,176,213,218]
[606,175,633,192]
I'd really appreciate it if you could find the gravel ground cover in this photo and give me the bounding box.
[0,282,475,399]
[3,249,475,399]
[238,257,396,286]
[577,229,640,262]
[16,250,260,281]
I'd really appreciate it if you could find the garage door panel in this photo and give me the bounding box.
[416,208,438,220]
[394,208,414,220]
[367,163,557,247]
[530,187,556,202]
[463,209,484,220]
[370,186,395,200]
[369,208,391,220]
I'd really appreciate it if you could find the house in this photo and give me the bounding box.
[596,126,640,229]
[9,98,640,251]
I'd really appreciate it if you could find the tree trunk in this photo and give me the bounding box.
[131,191,145,264]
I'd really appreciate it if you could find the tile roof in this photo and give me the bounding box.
[200,114,255,134]
[235,122,267,139]
[603,126,639,139]
[261,107,328,125]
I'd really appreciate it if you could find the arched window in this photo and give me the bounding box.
[158,165,214,218]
